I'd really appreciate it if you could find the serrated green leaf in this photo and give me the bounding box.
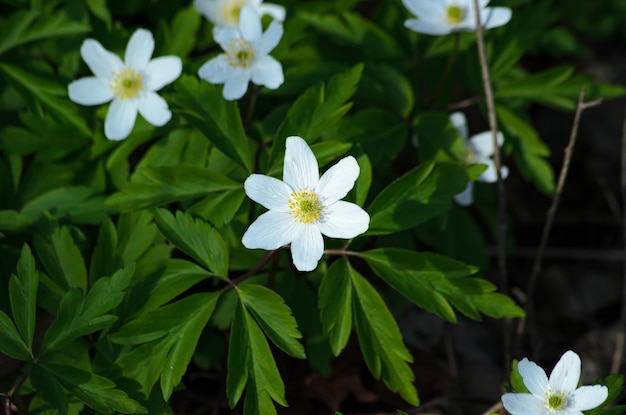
[82,264,135,322]
[495,65,577,109]
[0,209,34,231]
[21,186,110,224]
[9,244,38,348]
[238,284,305,359]
[154,209,229,278]
[349,262,418,405]
[34,226,87,291]
[188,187,246,228]
[30,363,69,415]
[319,259,352,355]
[89,217,119,284]
[0,311,31,360]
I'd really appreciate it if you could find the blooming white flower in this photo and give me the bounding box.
[402,0,512,36]
[198,6,283,101]
[242,136,370,272]
[68,29,182,141]
[502,350,608,415]
[450,112,508,206]
[194,0,285,36]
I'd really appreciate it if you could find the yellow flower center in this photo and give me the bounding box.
[289,189,323,224]
[110,67,142,100]
[221,0,246,26]
[465,147,476,164]
[446,5,465,25]
[545,390,567,410]
[226,38,255,68]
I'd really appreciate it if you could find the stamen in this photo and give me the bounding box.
[544,389,567,409]
[110,67,142,100]
[221,0,246,26]
[446,5,465,25]
[226,38,255,68]
[289,188,323,224]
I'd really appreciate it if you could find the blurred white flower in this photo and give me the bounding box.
[242,136,370,272]
[502,350,608,415]
[450,112,508,206]
[402,0,511,35]
[198,6,283,100]
[194,0,285,36]
[68,29,181,140]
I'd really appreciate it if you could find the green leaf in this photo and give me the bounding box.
[318,259,353,356]
[509,360,529,393]
[162,5,201,57]
[170,75,252,171]
[188,188,246,228]
[358,62,414,117]
[21,186,110,224]
[349,262,418,405]
[34,226,87,291]
[268,64,363,171]
[238,284,306,359]
[89,217,120,284]
[30,363,69,415]
[86,0,112,28]
[81,264,135,322]
[106,165,241,210]
[0,210,33,231]
[0,311,31,360]
[38,363,146,414]
[9,244,38,348]
[154,209,229,278]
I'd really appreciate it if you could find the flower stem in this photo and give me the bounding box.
[428,33,460,108]
[232,249,279,285]
[243,86,259,132]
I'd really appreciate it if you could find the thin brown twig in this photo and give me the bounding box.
[471,0,510,369]
[482,401,503,415]
[516,88,602,355]
[428,33,460,108]
[231,249,278,285]
[612,110,626,374]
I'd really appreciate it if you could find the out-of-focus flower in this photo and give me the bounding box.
[502,350,608,415]
[402,0,512,36]
[194,0,285,36]
[68,29,181,140]
[198,6,283,100]
[242,136,370,272]
[450,112,508,206]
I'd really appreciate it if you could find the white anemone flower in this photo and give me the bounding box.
[450,112,508,206]
[198,6,283,101]
[402,0,512,36]
[68,29,182,141]
[242,136,370,272]
[194,0,285,36]
[502,350,608,415]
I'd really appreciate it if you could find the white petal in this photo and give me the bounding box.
[244,174,291,211]
[256,20,283,56]
[214,27,241,50]
[105,99,138,140]
[449,112,468,142]
[80,39,123,79]
[137,92,171,127]
[125,29,154,70]
[283,136,319,192]
[68,77,114,105]
[482,7,512,29]
[239,6,262,42]
[144,56,182,91]
[570,385,608,411]
[469,131,503,158]
[290,224,324,272]
[251,55,283,89]
[317,201,369,239]
[501,393,550,415]
[198,55,232,84]
[518,357,549,398]
[402,0,443,20]
[194,0,220,23]
[222,69,251,100]
[454,183,474,206]
[549,350,581,394]
[257,3,286,21]
[404,19,453,36]
[242,211,300,250]
[317,156,360,205]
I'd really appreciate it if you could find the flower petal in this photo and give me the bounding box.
[222,68,251,100]
[454,183,474,206]
[144,56,182,91]
[137,92,171,127]
[198,54,232,84]
[214,27,241,50]
[104,99,138,140]
[482,7,512,29]
[404,18,452,35]
[194,0,220,24]
[251,55,283,89]
[80,39,123,79]
[257,3,286,21]
[256,20,283,56]
[125,29,154,70]
[449,111,468,142]
[317,156,360,205]
[290,224,324,271]
[501,393,550,415]
[469,131,503,158]
[317,201,369,239]
[402,0,443,21]
[549,350,581,394]
[283,136,319,192]
[244,174,291,211]
[68,77,114,105]
[571,385,608,411]
[239,6,262,42]
[242,210,299,250]
[518,357,549,398]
